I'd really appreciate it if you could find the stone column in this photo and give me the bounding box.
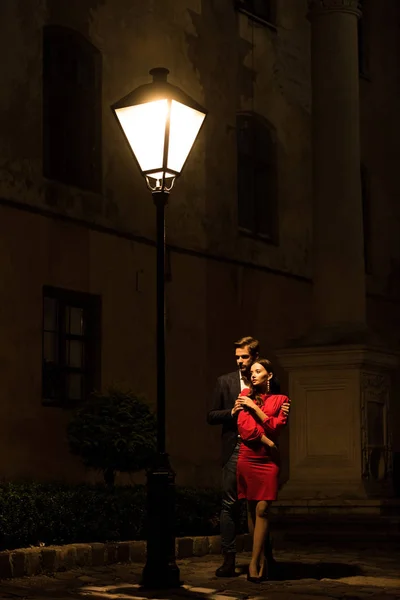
[276,1,398,504]
[310,0,365,338]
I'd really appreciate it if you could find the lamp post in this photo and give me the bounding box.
[111,68,207,589]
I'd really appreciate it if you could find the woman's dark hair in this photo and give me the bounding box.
[270,375,281,394]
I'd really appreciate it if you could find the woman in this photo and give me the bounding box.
[237,358,290,583]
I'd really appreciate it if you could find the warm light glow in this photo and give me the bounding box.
[168,101,206,173]
[114,92,206,189]
[114,99,169,173]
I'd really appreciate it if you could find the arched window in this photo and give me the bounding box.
[236,113,278,242]
[43,26,102,191]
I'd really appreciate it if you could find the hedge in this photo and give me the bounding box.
[0,482,247,551]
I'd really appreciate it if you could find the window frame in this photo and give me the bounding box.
[42,25,103,192]
[236,112,279,245]
[42,286,101,408]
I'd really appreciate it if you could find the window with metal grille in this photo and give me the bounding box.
[42,287,101,406]
[237,113,279,243]
[43,26,102,191]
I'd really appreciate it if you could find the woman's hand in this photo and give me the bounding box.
[240,396,258,411]
[281,402,291,416]
[231,397,244,416]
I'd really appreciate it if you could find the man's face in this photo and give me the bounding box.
[235,345,255,375]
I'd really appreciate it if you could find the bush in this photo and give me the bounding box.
[0,482,243,551]
[175,487,220,537]
[67,388,157,486]
[0,482,146,550]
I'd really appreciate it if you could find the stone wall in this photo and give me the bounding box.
[0,0,398,486]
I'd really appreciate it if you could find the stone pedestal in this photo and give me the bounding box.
[277,345,397,499]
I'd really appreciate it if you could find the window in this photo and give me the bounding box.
[237,113,278,243]
[235,0,275,24]
[42,287,101,406]
[361,165,372,274]
[43,26,102,191]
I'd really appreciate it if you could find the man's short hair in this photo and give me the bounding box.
[234,336,260,358]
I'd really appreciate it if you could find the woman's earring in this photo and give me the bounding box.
[267,379,270,393]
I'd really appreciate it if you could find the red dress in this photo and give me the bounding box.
[237,391,289,501]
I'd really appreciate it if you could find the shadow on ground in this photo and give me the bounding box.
[76,563,364,599]
[236,560,364,581]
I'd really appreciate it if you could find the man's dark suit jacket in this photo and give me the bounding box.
[207,371,241,466]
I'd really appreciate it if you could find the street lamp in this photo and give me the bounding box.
[111,68,207,589]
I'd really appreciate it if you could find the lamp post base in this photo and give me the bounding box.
[141,453,181,589]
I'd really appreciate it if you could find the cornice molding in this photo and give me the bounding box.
[308,0,362,18]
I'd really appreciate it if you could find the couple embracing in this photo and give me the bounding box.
[207,336,291,583]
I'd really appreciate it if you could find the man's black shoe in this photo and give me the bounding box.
[215,553,236,577]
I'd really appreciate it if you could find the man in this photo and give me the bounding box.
[207,336,288,577]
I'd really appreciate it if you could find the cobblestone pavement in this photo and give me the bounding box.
[0,546,399,600]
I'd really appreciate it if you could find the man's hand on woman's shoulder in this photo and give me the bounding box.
[281,399,291,416]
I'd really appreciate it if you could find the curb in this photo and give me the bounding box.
[0,534,253,580]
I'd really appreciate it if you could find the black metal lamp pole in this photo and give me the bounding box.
[141,189,180,589]
[111,67,206,590]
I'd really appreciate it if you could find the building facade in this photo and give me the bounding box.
[0,0,399,495]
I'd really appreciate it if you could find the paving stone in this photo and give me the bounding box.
[208,536,222,556]
[192,537,209,557]
[177,537,194,559]
[0,546,400,600]
[60,546,77,571]
[81,585,112,592]
[106,543,119,565]
[0,552,13,579]
[74,544,92,567]
[23,548,42,576]
[216,591,249,599]
[116,542,131,564]
[54,571,80,580]
[211,595,246,600]
[185,586,219,594]
[130,541,147,563]
[78,575,99,583]
[11,551,26,578]
[40,548,57,572]
[90,543,106,566]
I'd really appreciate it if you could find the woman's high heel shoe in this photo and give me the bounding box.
[246,565,262,584]
[246,573,262,583]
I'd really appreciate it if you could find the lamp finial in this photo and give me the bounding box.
[149,67,170,82]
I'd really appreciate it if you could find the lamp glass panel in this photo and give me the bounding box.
[148,171,175,181]
[167,100,205,174]
[115,99,168,172]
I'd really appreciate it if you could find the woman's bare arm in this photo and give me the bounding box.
[260,434,276,448]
